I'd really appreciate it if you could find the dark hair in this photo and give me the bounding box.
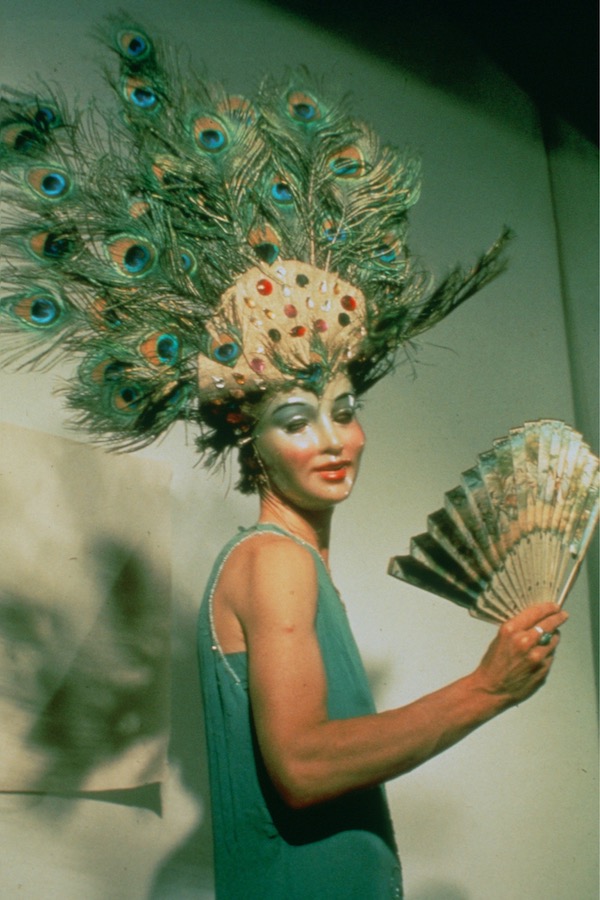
[195,391,268,494]
[236,439,265,494]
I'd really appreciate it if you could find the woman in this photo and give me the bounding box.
[197,372,566,899]
[0,22,569,898]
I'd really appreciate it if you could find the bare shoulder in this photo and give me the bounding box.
[220,531,318,627]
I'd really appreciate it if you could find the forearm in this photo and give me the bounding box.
[245,547,566,811]
[266,668,506,808]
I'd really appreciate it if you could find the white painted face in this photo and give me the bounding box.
[253,373,366,511]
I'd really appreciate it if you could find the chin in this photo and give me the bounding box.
[296,480,356,511]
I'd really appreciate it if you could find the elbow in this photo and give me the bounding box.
[277,782,318,811]
[277,782,323,811]
[270,758,336,810]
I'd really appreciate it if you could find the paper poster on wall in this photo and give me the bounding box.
[0,423,172,793]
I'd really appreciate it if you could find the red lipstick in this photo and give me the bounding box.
[314,460,350,481]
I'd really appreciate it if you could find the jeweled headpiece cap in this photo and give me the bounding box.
[0,18,510,458]
[197,261,367,401]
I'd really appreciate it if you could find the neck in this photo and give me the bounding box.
[258,491,334,564]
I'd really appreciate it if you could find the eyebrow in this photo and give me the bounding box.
[270,391,355,416]
[270,397,313,416]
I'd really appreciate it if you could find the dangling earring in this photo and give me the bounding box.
[236,430,269,493]
[250,443,270,492]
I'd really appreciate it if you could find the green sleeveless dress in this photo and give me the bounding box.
[197,524,403,899]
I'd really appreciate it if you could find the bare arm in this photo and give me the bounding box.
[230,535,567,810]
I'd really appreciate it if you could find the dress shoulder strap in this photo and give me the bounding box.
[248,522,318,551]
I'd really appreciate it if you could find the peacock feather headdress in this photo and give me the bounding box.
[0,17,510,466]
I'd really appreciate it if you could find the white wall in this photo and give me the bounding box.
[0,1,597,898]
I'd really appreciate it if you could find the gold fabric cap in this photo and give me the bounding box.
[197,260,367,401]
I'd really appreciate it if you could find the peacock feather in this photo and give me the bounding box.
[0,17,511,452]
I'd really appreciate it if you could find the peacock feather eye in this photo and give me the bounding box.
[248,225,281,264]
[193,117,228,153]
[19,103,62,133]
[112,382,143,413]
[211,336,241,366]
[88,358,127,384]
[270,180,294,205]
[44,234,72,258]
[128,197,151,218]
[26,167,71,200]
[328,146,365,178]
[322,220,348,244]
[132,87,158,109]
[140,332,181,366]
[377,247,396,263]
[117,30,152,61]
[297,363,323,385]
[255,243,279,264]
[179,248,197,274]
[9,290,63,328]
[1,123,42,153]
[32,104,61,130]
[217,95,256,123]
[28,296,58,325]
[27,230,75,261]
[100,364,147,415]
[166,383,188,409]
[375,235,400,264]
[156,333,180,364]
[107,236,156,276]
[123,76,159,110]
[287,91,320,123]
[108,361,128,382]
[151,156,174,185]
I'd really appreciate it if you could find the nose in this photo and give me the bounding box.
[316,412,343,452]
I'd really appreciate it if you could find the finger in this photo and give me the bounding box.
[536,610,569,632]
[502,603,561,633]
[527,613,568,648]
[529,629,561,660]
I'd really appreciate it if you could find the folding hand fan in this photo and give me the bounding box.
[388,419,599,623]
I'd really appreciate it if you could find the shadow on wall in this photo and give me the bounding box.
[149,598,215,898]
[0,423,175,808]
[0,538,171,799]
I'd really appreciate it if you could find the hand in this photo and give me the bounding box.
[474,603,568,707]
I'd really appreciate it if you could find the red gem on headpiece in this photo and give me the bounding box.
[341,295,357,311]
[284,304,298,318]
[250,358,266,374]
[314,319,328,333]
[290,325,307,337]
[256,279,273,296]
